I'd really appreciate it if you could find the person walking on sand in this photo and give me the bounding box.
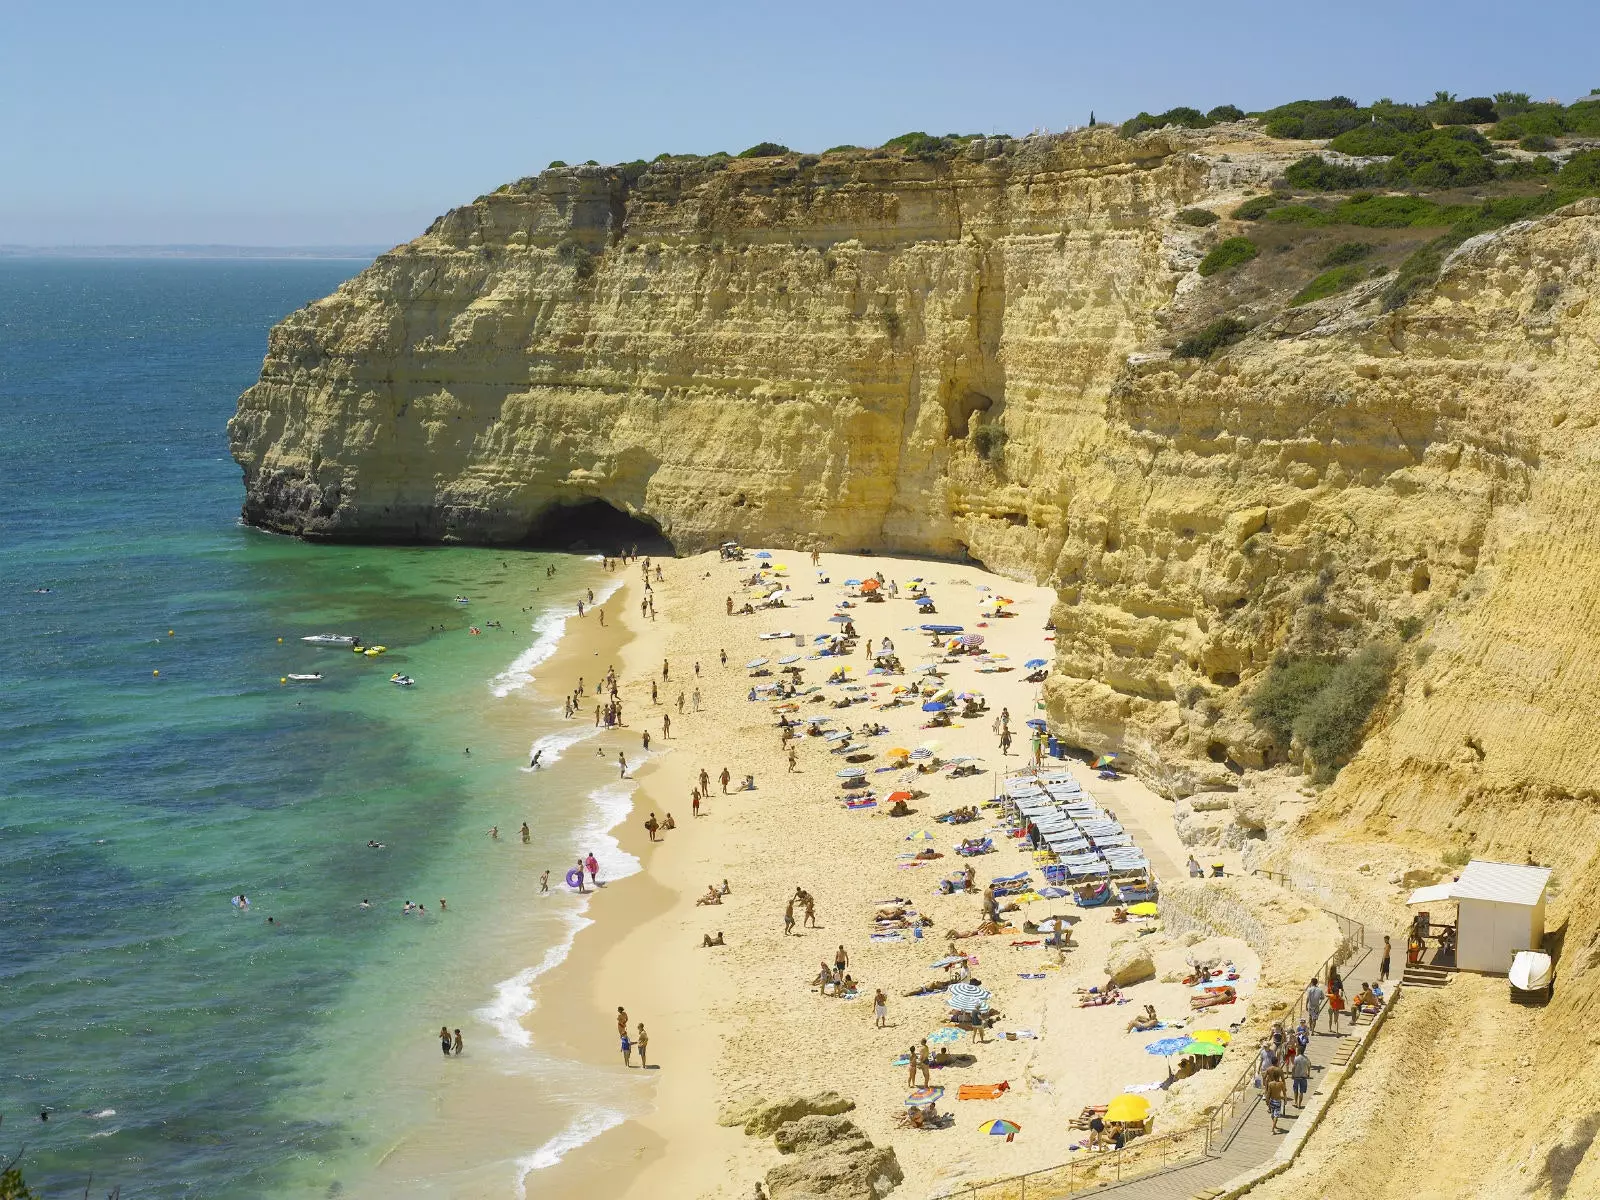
[651,680,658,704]
[574,859,588,893]
[692,686,702,712]
[720,648,727,668]
[834,944,849,982]
[787,746,798,773]
[618,751,628,778]
[692,790,701,819]
[642,729,651,752]
[874,988,888,1028]
[720,767,731,794]
[918,1039,933,1087]
[999,728,1012,756]
[803,893,816,928]
[784,898,796,936]
[700,768,711,796]
[662,659,670,682]
[663,713,671,739]
[676,691,685,714]
[636,1022,649,1068]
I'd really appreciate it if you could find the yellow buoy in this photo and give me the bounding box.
[281,677,288,684]
[168,630,175,636]
[277,637,283,643]
[153,670,160,676]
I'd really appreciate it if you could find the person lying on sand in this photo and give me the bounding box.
[701,932,725,947]
[1190,986,1238,1010]
[697,886,722,906]
[1126,1005,1161,1032]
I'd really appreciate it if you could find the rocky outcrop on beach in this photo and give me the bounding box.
[765,1114,902,1199]
[720,1091,857,1138]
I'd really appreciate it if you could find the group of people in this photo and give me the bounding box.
[616,1006,650,1068]
[782,887,818,934]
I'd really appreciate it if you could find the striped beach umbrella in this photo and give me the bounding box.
[836,767,868,779]
[945,982,992,1013]
[978,1119,1021,1138]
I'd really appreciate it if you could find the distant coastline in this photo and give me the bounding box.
[0,243,387,260]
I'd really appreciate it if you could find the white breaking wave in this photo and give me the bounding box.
[514,1107,628,1191]
[489,576,624,699]
[475,912,591,1049]
[517,725,601,772]
[574,780,643,886]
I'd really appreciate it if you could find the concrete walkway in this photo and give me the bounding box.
[1072,930,1390,1200]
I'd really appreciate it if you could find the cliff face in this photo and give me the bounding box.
[230,131,1600,795]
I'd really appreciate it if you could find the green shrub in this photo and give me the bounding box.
[1294,644,1395,781]
[1260,96,1364,140]
[1177,207,1221,226]
[1371,128,1494,189]
[1319,240,1373,267]
[547,160,568,168]
[1284,155,1363,190]
[1231,195,1281,221]
[737,142,791,158]
[1208,104,1245,122]
[1332,193,1459,227]
[1381,239,1448,311]
[1174,316,1250,358]
[1519,134,1557,152]
[1264,203,1334,226]
[1327,125,1410,156]
[1248,657,1337,745]
[1197,237,1259,276]
[1495,91,1533,118]
[555,236,598,280]
[1569,100,1600,135]
[1397,615,1424,640]
[1560,149,1600,188]
[823,144,862,154]
[1290,265,1368,306]
[972,425,1007,461]
[1497,155,1558,180]
[1490,105,1567,141]
[1431,96,1497,125]
[1120,106,1214,137]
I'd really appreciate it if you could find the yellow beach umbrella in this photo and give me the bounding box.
[1013,891,1045,905]
[1189,1029,1232,1045]
[1105,1094,1151,1123]
[888,747,910,757]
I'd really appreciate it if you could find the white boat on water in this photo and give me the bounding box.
[286,673,323,682]
[303,634,359,645]
[390,674,416,687]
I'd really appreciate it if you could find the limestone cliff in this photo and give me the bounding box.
[231,130,1599,795]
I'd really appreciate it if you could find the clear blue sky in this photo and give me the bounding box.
[3,0,1595,246]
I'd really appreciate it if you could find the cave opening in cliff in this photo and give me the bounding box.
[522,500,674,556]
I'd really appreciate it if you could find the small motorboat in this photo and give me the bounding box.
[302,634,358,646]
[1510,950,1553,1003]
[286,673,323,682]
[390,674,416,687]
[453,596,470,604]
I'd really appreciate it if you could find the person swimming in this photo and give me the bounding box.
[232,894,249,909]
[359,899,371,909]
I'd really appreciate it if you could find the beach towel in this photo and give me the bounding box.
[927,1028,963,1044]
[1123,1081,1165,1094]
[1017,973,1046,979]
[957,1082,1011,1101]
[870,932,904,942]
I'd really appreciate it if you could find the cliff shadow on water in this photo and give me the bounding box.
[522,498,674,556]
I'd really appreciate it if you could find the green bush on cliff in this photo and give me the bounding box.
[1207,104,1245,122]
[1561,149,1600,188]
[737,142,791,159]
[1231,195,1280,221]
[1319,240,1373,267]
[1173,316,1249,359]
[1284,155,1363,190]
[1263,203,1333,226]
[1248,657,1337,746]
[972,424,1007,462]
[1177,207,1220,227]
[1197,237,1259,276]
[1381,239,1448,311]
[1295,645,1396,781]
[1120,107,1213,137]
[1289,265,1367,306]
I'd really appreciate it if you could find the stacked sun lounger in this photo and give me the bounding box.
[999,770,1151,880]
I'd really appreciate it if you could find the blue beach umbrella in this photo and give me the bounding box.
[1025,718,1047,731]
[1145,1036,1192,1056]
[922,701,948,712]
[920,624,963,633]
[755,551,772,558]
[1025,658,1048,669]
[829,614,852,624]
[844,578,862,586]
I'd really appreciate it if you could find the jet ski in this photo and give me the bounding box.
[303,634,359,645]
[286,673,323,681]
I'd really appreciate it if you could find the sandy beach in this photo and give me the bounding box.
[516,550,1257,1200]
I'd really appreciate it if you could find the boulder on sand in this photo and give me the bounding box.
[725,1091,856,1137]
[773,1114,870,1156]
[1105,940,1156,986]
[766,1117,902,1198]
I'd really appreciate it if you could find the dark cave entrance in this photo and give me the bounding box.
[523,500,674,556]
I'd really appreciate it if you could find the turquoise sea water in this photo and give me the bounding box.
[0,261,638,1197]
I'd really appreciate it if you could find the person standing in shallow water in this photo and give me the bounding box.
[440,1026,453,1056]
[636,1022,649,1068]
[453,1028,463,1055]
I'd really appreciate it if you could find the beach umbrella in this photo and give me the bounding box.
[1189,1029,1233,1045]
[755,551,771,558]
[920,624,963,633]
[986,653,1008,661]
[861,579,881,591]
[909,749,932,761]
[1128,902,1160,917]
[1145,1036,1192,1056]
[778,655,800,664]
[829,614,852,624]
[1105,1095,1151,1123]
[887,790,914,802]
[1039,887,1069,899]
[905,1086,945,1106]
[1036,916,1078,931]
[945,982,992,1013]
[919,740,943,754]
[922,701,948,712]
[1094,754,1117,768]
[1012,891,1045,905]
[887,748,910,758]
[746,658,769,669]
[1181,1040,1227,1058]
[931,955,967,968]
[916,596,935,606]
[915,665,941,676]
[836,767,868,779]
[978,1119,1021,1138]
[1025,718,1047,731]
[1025,658,1048,669]
[844,578,862,586]
[906,830,935,841]
[960,634,984,647]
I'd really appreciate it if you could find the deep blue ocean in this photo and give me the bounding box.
[0,261,633,1198]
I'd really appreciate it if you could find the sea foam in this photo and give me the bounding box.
[514,1107,627,1191]
[491,576,624,698]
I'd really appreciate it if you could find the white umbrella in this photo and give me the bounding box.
[746,658,769,669]
[946,982,992,1013]
[837,767,868,779]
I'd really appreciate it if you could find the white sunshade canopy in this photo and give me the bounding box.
[1453,860,1551,906]
[1406,883,1456,906]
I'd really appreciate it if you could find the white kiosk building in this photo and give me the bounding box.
[1408,859,1550,974]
